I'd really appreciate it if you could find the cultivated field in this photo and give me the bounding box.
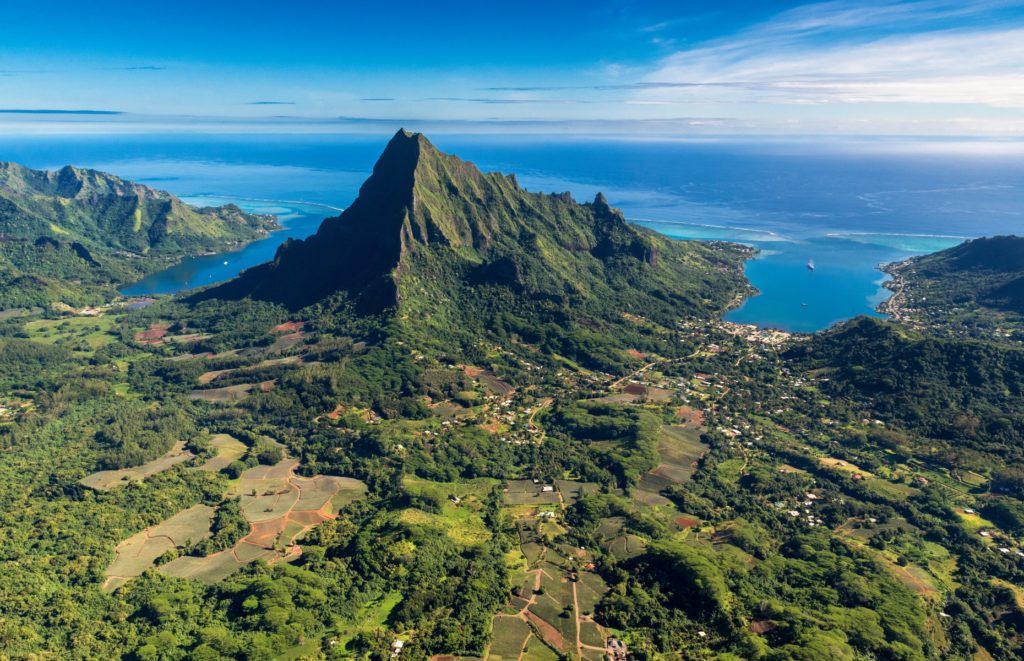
[490,485,612,661]
[81,440,194,491]
[105,451,367,587]
[489,615,532,660]
[504,480,562,506]
[189,381,275,403]
[194,434,247,471]
[197,355,303,385]
[102,504,216,591]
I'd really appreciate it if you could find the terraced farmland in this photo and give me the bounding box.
[103,453,367,588]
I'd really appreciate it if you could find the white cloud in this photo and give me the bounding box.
[640,0,1024,111]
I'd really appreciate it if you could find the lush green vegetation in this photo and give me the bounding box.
[0,160,278,308]
[882,235,1024,342]
[788,316,1024,468]
[0,134,1022,659]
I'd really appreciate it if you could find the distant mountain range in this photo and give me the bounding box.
[0,162,277,309]
[195,130,751,367]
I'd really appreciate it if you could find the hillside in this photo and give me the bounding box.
[787,315,1024,465]
[0,161,278,309]
[881,236,1024,342]
[195,130,752,369]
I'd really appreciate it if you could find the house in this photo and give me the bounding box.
[541,485,555,493]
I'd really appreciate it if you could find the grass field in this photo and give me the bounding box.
[81,440,194,491]
[398,507,492,546]
[820,456,922,499]
[0,307,41,321]
[715,458,746,484]
[400,475,497,545]
[333,591,403,650]
[956,509,997,533]
[404,475,500,502]
[23,315,117,353]
[606,534,647,560]
[836,524,942,598]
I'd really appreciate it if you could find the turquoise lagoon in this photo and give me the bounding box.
[0,133,1018,332]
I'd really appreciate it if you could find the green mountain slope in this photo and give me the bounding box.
[195,130,751,368]
[788,315,1024,464]
[0,161,277,308]
[882,235,1024,341]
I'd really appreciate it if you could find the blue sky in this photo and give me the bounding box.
[1,0,1022,135]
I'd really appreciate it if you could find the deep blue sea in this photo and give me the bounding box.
[0,133,1021,332]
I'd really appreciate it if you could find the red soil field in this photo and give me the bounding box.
[271,321,305,333]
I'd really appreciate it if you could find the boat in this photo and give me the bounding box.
[807,260,815,271]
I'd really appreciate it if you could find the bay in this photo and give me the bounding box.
[0,133,1019,331]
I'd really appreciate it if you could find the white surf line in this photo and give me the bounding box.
[825,231,971,240]
[630,216,793,241]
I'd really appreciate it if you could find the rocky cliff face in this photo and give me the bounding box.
[193,130,751,352]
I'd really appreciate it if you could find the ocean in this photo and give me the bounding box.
[0,132,1021,332]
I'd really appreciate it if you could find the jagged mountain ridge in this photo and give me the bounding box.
[0,161,278,309]
[0,161,277,256]
[196,130,751,332]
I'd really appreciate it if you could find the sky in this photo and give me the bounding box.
[1,0,1023,136]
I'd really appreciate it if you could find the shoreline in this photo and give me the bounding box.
[875,256,915,322]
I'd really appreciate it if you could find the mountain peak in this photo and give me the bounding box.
[376,129,430,168]
[194,133,748,317]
